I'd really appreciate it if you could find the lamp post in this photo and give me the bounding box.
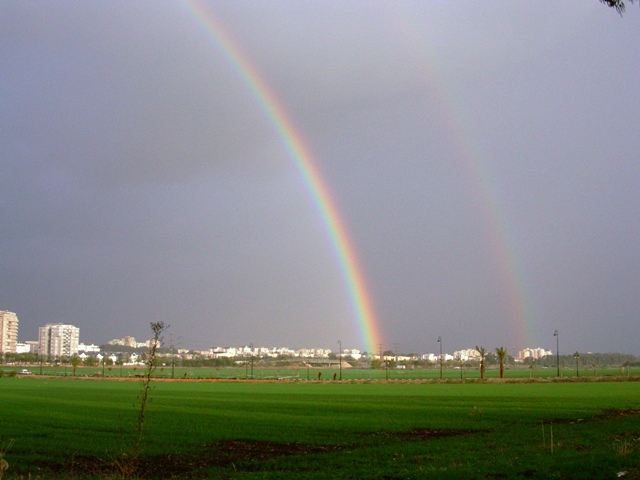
[338,340,342,380]
[171,340,175,379]
[554,330,559,377]
[437,336,443,380]
[249,343,254,379]
[574,351,580,377]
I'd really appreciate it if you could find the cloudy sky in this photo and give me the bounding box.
[2,1,638,355]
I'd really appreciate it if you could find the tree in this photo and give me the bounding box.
[495,347,508,379]
[69,354,82,376]
[600,0,635,14]
[476,346,486,380]
[83,356,97,367]
[119,321,167,478]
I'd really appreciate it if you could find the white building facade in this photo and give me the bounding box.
[517,347,553,361]
[0,311,19,354]
[38,323,80,358]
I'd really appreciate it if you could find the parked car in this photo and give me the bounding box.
[19,369,32,375]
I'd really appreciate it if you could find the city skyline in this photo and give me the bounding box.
[6,323,622,360]
[3,306,638,358]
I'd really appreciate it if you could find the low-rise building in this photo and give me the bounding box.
[78,343,100,353]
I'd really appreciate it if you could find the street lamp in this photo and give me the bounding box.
[554,330,560,377]
[338,340,342,380]
[249,343,254,379]
[171,340,175,379]
[437,336,443,380]
[574,351,580,377]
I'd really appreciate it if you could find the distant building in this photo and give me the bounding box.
[107,336,138,347]
[145,338,161,349]
[454,349,482,361]
[0,311,19,353]
[517,347,552,361]
[421,353,439,362]
[38,324,80,358]
[78,343,100,353]
[16,341,39,354]
[343,349,362,360]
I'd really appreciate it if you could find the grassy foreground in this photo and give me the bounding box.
[1,377,639,479]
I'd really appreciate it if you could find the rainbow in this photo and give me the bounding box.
[183,1,382,352]
[389,9,535,348]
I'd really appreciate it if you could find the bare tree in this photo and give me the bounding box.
[118,321,168,479]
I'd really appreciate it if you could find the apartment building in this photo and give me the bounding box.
[38,323,80,358]
[517,347,553,361]
[0,310,19,354]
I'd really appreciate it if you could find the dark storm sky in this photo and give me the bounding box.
[2,1,638,355]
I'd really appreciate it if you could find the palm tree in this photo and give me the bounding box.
[495,347,508,379]
[475,346,486,379]
[69,354,82,376]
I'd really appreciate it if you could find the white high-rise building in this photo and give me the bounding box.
[38,324,80,358]
[0,311,19,354]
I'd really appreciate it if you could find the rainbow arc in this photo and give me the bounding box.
[184,1,382,352]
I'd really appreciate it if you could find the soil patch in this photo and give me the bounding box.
[41,428,475,478]
[41,440,350,478]
[361,427,480,439]
[545,408,640,425]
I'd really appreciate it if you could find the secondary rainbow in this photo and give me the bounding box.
[389,9,534,347]
[183,1,381,353]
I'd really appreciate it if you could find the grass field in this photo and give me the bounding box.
[6,363,639,381]
[1,375,639,479]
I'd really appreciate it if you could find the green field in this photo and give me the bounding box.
[6,363,639,381]
[1,376,639,479]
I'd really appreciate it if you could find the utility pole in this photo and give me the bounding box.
[338,340,342,380]
[394,342,400,370]
[170,333,175,379]
[554,330,559,378]
[438,336,443,380]
[250,343,254,378]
